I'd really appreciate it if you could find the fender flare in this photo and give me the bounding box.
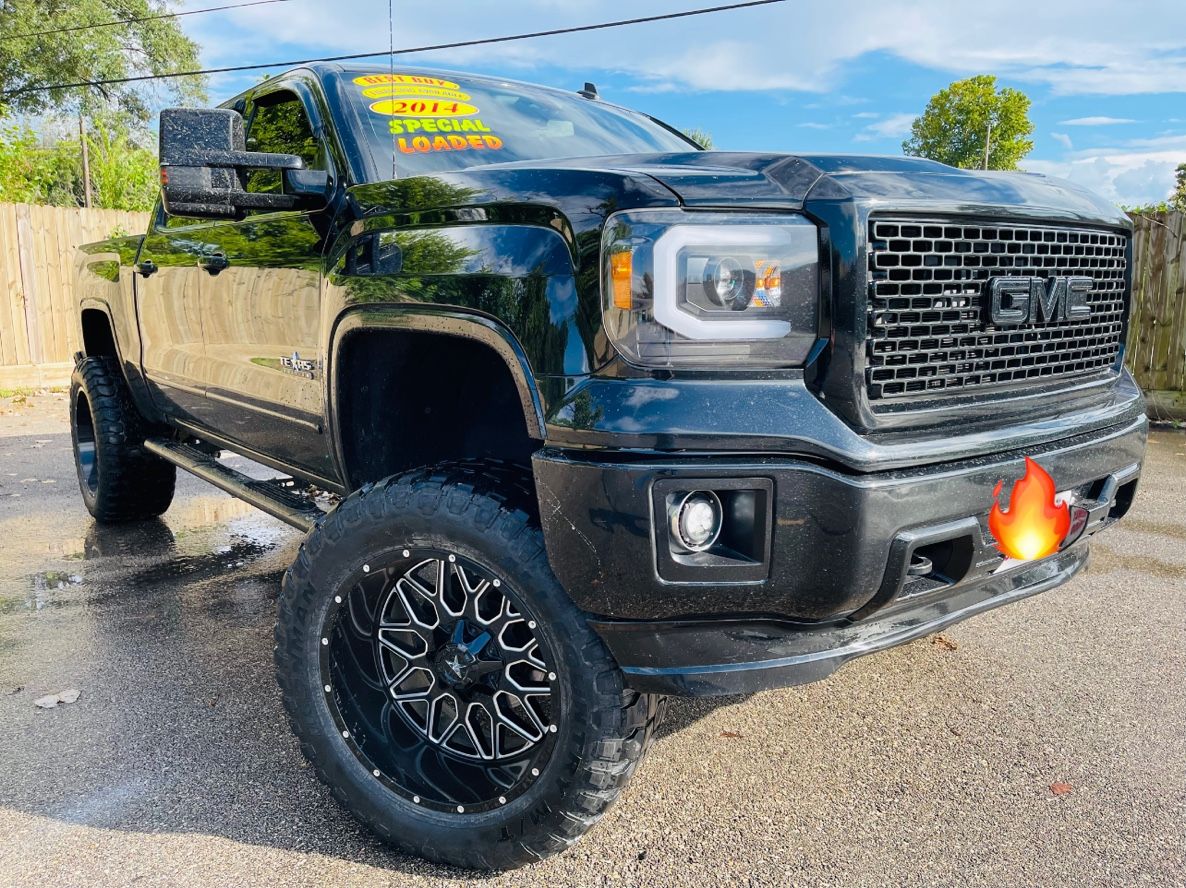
[327,305,548,484]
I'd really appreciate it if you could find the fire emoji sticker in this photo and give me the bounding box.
[988,457,1070,561]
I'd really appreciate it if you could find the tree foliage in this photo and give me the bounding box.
[903,75,1034,170]
[0,0,206,120]
[1173,163,1186,213]
[0,115,159,210]
[682,128,713,149]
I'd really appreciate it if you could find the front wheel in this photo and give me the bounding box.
[275,461,664,870]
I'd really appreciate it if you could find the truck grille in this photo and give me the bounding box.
[866,219,1127,401]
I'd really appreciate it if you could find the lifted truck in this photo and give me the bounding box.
[69,64,1146,869]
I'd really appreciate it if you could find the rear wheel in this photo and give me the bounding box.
[275,461,664,869]
[70,356,175,523]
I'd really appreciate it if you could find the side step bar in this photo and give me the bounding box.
[144,437,324,532]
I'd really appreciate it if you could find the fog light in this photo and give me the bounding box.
[670,491,723,552]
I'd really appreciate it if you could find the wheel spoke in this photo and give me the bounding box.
[427,692,460,743]
[377,627,428,660]
[389,664,435,701]
[518,694,549,736]
[468,658,503,677]
[505,659,550,696]
[395,581,439,630]
[494,691,543,742]
[463,701,497,760]
[524,641,547,670]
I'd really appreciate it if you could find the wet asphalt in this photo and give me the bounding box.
[0,391,1182,888]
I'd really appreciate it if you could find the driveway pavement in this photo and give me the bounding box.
[0,391,1183,887]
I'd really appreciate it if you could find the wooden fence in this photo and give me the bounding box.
[0,203,149,388]
[0,204,1184,416]
[1127,211,1186,419]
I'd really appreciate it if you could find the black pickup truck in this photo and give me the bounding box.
[70,64,1146,869]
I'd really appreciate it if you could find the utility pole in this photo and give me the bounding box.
[982,114,994,171]
[79,114,92,208]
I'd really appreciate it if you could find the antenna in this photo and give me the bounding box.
[388,0,397,180]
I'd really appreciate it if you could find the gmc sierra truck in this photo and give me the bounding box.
[69,64,1146,869]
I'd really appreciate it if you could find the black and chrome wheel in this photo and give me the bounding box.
[325,548,559,811]
[275,461,665,870]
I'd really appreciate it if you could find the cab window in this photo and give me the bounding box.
[245,91,325,195]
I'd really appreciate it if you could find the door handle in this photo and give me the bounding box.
[136,260,157,277]
[199,253,229,275]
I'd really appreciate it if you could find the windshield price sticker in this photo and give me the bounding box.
[355,72,508,156]
[370,99,480,118]
[361,84,472,101]
[353,74,461,90]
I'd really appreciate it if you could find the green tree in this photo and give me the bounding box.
[0,0,206,121]
[903,75,1034,170]
[1172,163,1186,212]
[682,128,713,149]
[0,117,42,203]
[0,114,159,210]
[83,117,161,210]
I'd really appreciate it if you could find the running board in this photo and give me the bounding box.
[144,437,324,532]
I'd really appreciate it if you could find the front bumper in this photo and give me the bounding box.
[532,413,1146,695]
[593,543,1089,695]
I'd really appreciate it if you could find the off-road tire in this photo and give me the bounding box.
[275,460,665,870]
[70,356,175,522]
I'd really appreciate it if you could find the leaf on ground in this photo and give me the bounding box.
[931,634,958,651]
[1050,781,1072,796]
[720,730,743,739]
[33,689,80,708]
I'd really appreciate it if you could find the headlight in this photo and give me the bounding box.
[602,210,819,368]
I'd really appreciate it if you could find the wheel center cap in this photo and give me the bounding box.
[435,645,476,687]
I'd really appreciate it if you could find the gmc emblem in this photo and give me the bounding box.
[988,276,1093,325]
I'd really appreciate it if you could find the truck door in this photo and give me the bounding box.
[134,207,216,425]
[194,85,335,480]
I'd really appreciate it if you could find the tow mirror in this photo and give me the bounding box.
[159,108,318,218]
[284,168,332,205]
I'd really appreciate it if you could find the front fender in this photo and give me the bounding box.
[325,222,589,378]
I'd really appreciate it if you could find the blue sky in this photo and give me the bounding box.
[178,0,1186,205]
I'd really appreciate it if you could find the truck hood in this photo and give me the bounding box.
[480,151,1130,228]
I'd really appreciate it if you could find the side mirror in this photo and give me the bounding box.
[284,168,331,210]
[159,108,310,219]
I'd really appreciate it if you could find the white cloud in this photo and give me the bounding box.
[1024,135,1186,205]
[180,0,1186,98]
[1051,132,1073,150]
[797,122,832,129]
[854,113,916,142]
[1060,116,1137,126]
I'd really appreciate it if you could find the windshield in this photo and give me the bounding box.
[337,68,696,180]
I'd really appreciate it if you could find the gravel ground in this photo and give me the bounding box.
[0,391,1182,888]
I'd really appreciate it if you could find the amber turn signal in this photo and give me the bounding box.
[610,250,633,310]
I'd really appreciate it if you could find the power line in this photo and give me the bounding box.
[0,0,294,43]
[1,0,788,97]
